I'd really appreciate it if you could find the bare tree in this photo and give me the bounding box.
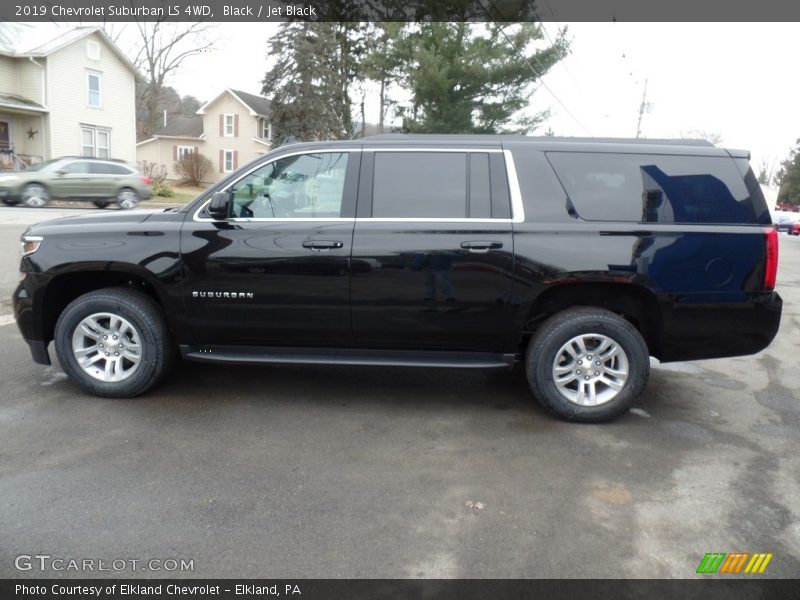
[130,21,215,139]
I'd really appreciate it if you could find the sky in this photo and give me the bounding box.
[17,21,800,180]
[159,22,800,181]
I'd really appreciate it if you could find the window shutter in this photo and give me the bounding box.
[233,150,238,170]
[234,114,239,137]
[219,114,223,136]
[219,149,223,173]
[173,145,177,161]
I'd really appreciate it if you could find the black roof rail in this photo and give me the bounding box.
[361,134,716,147]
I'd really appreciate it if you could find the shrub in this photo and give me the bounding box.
[138,160,167,186]
[174,152,212,186]
[153,182,175,197]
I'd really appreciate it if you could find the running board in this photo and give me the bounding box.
[180,345,515,369]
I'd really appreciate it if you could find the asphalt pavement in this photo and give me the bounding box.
[0,205,798,578]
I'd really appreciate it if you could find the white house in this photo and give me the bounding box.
[0,25,139,169]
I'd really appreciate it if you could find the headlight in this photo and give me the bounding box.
[20,235,43,256]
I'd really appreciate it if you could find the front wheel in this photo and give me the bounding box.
[525,307,650,423]
[54,288,174,398]
[92,200,110,209]
[21,183,50,207]
[116,187,139,209]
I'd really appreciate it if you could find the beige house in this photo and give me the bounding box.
[0,25,138,169]
[136,88,272,184]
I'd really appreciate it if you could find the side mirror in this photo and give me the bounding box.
[208,191,231,220]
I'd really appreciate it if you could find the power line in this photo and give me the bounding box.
[479,0,592,135]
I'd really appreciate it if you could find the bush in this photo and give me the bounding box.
[174,152,212,186]
[138,160,167,186]
[153,182,175,197]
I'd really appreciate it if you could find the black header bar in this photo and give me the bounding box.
[3,0,800,22]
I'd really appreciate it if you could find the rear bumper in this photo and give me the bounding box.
[658,292,782,362]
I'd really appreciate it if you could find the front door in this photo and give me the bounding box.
[180,149,360,348]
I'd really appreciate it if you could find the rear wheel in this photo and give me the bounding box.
[54,288,174,398]
[92,200,110,209]
[1,198,20,206]
[21,183,50,207]
[116,187,139,209]
[525,307,650,423]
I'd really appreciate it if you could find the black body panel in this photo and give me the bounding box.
[12,136,782,370]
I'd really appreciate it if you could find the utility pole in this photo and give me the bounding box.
[635,78,648,138]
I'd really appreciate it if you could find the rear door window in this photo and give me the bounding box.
[546,152,759,224]
[372,152,468,218]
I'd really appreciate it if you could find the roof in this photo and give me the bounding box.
[0,24,141,79]
[197,88,271,118]
[363,134,716,147]
[0,93,47,113]
[230,90,271,118]
[153,115,204,138]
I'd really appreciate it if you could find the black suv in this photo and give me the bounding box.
[13,136,782,422]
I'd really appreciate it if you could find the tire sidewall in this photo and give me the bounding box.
[527,310,649,422]
[55,292,164,397]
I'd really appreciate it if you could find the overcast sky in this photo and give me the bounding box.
[39,21,786,179]
[160,22,800,179]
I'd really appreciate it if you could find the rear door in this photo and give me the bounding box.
[350,147,517,353]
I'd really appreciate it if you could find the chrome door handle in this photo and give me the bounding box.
[460,241,503,253]
[302,240,344,250]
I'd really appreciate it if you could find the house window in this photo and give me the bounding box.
[223,149,234,172]
[262,119,272,141]
[177,145,195,159]
[87,72,101,107]
[224,114,234,137]
[87,40,100,60]
[81,127,110,158]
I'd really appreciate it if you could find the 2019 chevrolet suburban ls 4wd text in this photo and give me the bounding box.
[13,136,782,422]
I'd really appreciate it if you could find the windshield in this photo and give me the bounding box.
[25,159,61,172]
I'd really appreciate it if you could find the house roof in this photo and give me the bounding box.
[230,90,271,118]
[0,93,48,113]
[197,88,271,118]
[153,115,204,138]
[0,24,141,79]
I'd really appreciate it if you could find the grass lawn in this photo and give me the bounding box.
[149,184,208,205]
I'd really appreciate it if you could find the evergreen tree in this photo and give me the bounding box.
[262,23,365,142]
[776,140,800,206]
[396,23,569,134]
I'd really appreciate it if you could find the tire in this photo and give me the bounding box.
[92,200,110,209]
[525,307,650,423]
[116,187,139,210]
[21,183,50,207]
[54,288,174,398]
[2,198,20,206]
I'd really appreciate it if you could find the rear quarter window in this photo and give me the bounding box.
[546,152,760,224]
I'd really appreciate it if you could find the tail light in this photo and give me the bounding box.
[141,176,152,185]
[763,226,778,290]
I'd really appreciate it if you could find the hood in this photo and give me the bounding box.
[24,209,169,236]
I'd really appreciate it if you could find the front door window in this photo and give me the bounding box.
[230,152,349,219]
